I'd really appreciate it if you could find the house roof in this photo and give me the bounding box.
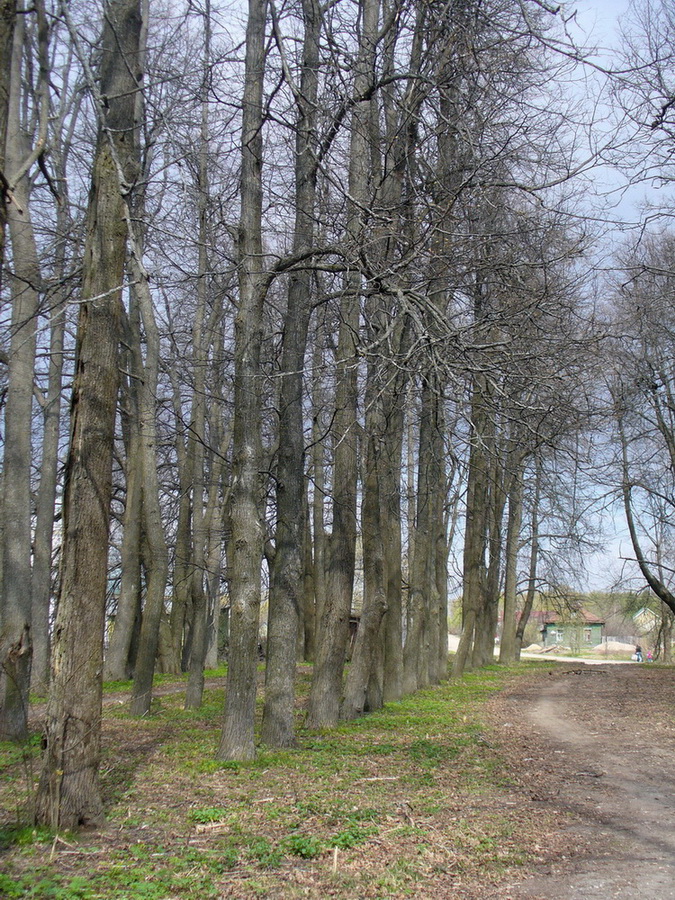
[542,608,605,626]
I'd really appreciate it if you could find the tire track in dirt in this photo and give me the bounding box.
[499,665,675,900]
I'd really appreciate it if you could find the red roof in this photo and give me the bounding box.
[542,609,604,625]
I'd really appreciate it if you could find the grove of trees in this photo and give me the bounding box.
[1,0,674,830]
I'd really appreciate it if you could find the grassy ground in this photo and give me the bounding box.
[0,661,560,899]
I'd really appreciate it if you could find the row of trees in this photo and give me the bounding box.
[0,0,674,829]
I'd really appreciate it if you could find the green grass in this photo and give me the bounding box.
[0,659,554,899]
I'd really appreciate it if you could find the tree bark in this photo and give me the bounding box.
[515,463,541,659]
[452,380,489,678]
[168,371,193,672]
[472,423,505,669]
[382,400,404,702]
[31,181,72,695]
[0,0,15,282]
[309,331,327,655]
[306,0,378,730]
[261,0,321,748]
[185,1,214,708]
[403,380,439,693]
[426,399,445,686]
[0,4,44,739]
[103,317,142,682]
[129,255,170,716]
[499,458,524,664]
[217,0,267,761]
[36,0,142,828]
[341,409,388,719]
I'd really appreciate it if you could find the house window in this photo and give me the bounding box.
[583,628,592,643]
[555,630,563,643]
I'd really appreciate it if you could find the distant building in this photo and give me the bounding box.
[633,607,659,633]
[540,609,604,650]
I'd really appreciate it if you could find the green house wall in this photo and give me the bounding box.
[543,622,602,650]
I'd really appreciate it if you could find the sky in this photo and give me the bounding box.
[561,0,639,593]
[575,0,630,39]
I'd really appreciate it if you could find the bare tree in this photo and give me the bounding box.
[261,0,321,747]
[216,0,268,761]
[0,0,49,739]
[609,233,675,615]
[0,0,15,281]
[36,0,143,828]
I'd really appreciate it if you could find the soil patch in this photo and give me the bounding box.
[485,663,675,900]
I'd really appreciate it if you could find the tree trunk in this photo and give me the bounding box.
[184,1,215,706]
[168,372,193,672]
[345,310,410,714]
[0,0,15,282]
[499,459,524,664]
[310,332,327,654]
[403,381,438,693]
[104,319,142,682]
[472,428,505,669]
[0,6,44,739]
[436,498,450,680]
[355,7,424,707]
[341,417,387,720]
[35,0,142,828]
[30,200,70,696]
[216,0,267,761]
[261,0,320,748]
[306,0,378,730]
[426,400,445,686]
[515,464,541,659]
[382,401,404,702]
[129,261,170,716]
[301,498,316,661]
[452,381,489,678]
[30,13,85,694]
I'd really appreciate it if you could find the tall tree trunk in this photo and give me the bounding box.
[185,0,214,708]
[261,0,320,747]
[354,5,425,709]
[0,4,46,738]
[472,426,505,669]
[0,0,15,283]
[205,399,231,672]
[216,0,267,761]
[30,37,83,695]
[0,0,15,622]
[500,458,524,664]
[310,332,327,653]
[436,494,451,679]
[30,183,72,695]
[168,372,193,671]
[515,463,541,659]
[341,407,387,719]
[426,399,445,686]
[301,494,316,661]
[129,258,170,716]
[403,380,438,693]
[126,1,169,712]
[104,317,142,682]
[36,0,142,828]
[306,0,378,730]
[452,381,489,677]
[342,313,410,715]
[382,400,404,702]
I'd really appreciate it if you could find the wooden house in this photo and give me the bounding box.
[541,609,604,650]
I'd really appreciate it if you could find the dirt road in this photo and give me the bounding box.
[490,664,675,900]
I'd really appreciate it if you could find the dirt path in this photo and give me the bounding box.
[490,664,675,900]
